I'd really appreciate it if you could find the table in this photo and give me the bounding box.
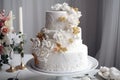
[0,54,103,80]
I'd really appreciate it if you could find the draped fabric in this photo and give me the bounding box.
[96,0,120,69]
[0,0,120,69]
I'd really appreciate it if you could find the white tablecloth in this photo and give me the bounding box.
[0,54,103,80]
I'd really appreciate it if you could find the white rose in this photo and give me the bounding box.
[68,15,79,26]
[77,11,82,18]
[4,34,12,44]
[14,35,22,44]
[51,3,62,10]
[61,3,70,11]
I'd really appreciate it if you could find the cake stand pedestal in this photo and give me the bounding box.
[52,76,72,80]
[26,56,98,80]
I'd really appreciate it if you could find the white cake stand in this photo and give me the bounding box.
[26,56,98,80]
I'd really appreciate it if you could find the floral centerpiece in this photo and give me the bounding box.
[0,10,24,69]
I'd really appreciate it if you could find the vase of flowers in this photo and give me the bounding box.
[0,10,24,71]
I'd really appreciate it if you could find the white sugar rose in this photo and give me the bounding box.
[39,47,50,62]
[68,15,79,26]
[4,33,14,44]
[53,31,64,43]
[77,11,82,18]
[51,3,62,10]
[62,3,70,11]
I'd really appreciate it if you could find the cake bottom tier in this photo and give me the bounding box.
[35,44,88,72]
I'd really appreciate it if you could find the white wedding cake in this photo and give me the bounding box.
[31,3,88,72]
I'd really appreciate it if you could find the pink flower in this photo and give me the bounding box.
[0,21,5,28]
[1,26,9,35]
[0,10,10,28]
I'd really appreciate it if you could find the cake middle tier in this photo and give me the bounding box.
[41,28,82,45]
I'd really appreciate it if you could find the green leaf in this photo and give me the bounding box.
[0,60,2,63]
[21,52,24,57]
[0,33,4,39]
[18,48,22,53]
[3,61,8,64]
[6,55,8,58]
[10,44,14,48]
[19,36,21,38]
[13,47,17,51]
[0,64,3,67]
[19,32,22,34]
[1,55,5,60]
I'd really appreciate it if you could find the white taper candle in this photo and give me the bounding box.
[19,6,23,33]
[10,11,14,31]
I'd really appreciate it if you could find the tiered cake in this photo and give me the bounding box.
[31,3,88,72]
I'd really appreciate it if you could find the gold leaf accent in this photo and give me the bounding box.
[71,7,79,12]
[54,47,60,52]
[68,38,73,43]
[54,43,67,52]
[58,16,66,22]
[73,27,80,35]
[73,8,79,12]
[56,43,61,47]
[61,47,67,52]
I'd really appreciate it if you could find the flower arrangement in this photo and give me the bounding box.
[51,2,82,27]
[0,10,24,69]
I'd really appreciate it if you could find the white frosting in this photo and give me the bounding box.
[32,3,88,72]
[45,11,68,30]
[36,44,88,72]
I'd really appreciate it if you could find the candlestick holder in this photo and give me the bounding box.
[6,66,16,72]
[6,50,17,72]
[15,58,25,70]
[15,41,25,70]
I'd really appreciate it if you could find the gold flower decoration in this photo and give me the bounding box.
[58,16,66,22]
[54,43,67,52]
[36,32,45,41]
[71,7,79,12]
[73,8,79,12]
[73,27,80,35]
[68,38,73,43]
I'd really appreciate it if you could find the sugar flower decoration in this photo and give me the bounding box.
[68,38,73,43]
[58,16,66,22]
[51,2,82,27]
[36,32,45,41]
[73,26,80,34]
[54,43,67,52]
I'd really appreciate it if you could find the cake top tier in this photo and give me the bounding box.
[45,11,67,30]
[45,3,82,30]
